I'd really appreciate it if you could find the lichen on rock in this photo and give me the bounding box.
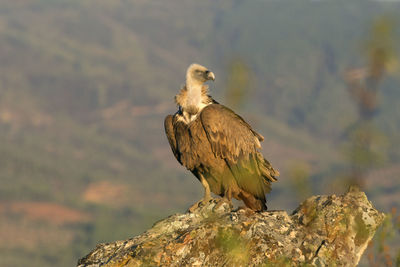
[77,189,384,267]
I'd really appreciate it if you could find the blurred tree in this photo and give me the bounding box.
[367,208,400,267]
[225,58,252,110]
[344,16,399,267]
[344,16,398,188]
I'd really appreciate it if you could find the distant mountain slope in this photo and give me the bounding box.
[0,1,399,266]
[1,0,399,136]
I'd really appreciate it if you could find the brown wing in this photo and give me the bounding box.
[164,114,181,164]
[200,104,278,199]
[165,113,200,170]
[200,104,262,163]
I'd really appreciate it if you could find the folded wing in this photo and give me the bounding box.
[200,104,278,200]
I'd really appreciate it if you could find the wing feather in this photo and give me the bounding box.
[200,104,260,162]
[200,104,278,199]
[164,115,181,163]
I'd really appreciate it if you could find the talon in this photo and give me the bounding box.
[188,197,213,213]
[188,202,200,213]
[213,197,233,212]
[235,205,256,215]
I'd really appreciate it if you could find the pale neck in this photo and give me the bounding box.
[185,76,204,108]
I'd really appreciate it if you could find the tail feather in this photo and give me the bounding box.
[228,152,278,202]
[256,152,279,183]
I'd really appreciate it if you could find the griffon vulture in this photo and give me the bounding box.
[164,64,279,211]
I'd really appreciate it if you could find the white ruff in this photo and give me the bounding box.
[181,84,210,124]
[186,84,203,110]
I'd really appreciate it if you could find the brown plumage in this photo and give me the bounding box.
[164,63,279,211]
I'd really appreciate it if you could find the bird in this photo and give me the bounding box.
[164,63,279,211]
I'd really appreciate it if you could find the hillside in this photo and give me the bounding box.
[0,0,399,266]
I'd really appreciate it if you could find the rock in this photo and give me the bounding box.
[77,190,385,267]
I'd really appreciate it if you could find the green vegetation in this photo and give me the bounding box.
[0,0,399,266]
[216,227,249,265]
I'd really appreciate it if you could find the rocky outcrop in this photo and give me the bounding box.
[78,189,384,266]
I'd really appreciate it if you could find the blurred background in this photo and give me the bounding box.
[0,0,399,266]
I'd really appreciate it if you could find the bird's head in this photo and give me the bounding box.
[186,63,215,86]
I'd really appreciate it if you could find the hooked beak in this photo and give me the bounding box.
[206,70,215,81]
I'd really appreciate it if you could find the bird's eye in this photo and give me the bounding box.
[195,70,202,74]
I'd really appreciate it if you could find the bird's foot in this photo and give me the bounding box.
[235,205,256,216]
[212,197,233,213]
[187,196,213,213]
